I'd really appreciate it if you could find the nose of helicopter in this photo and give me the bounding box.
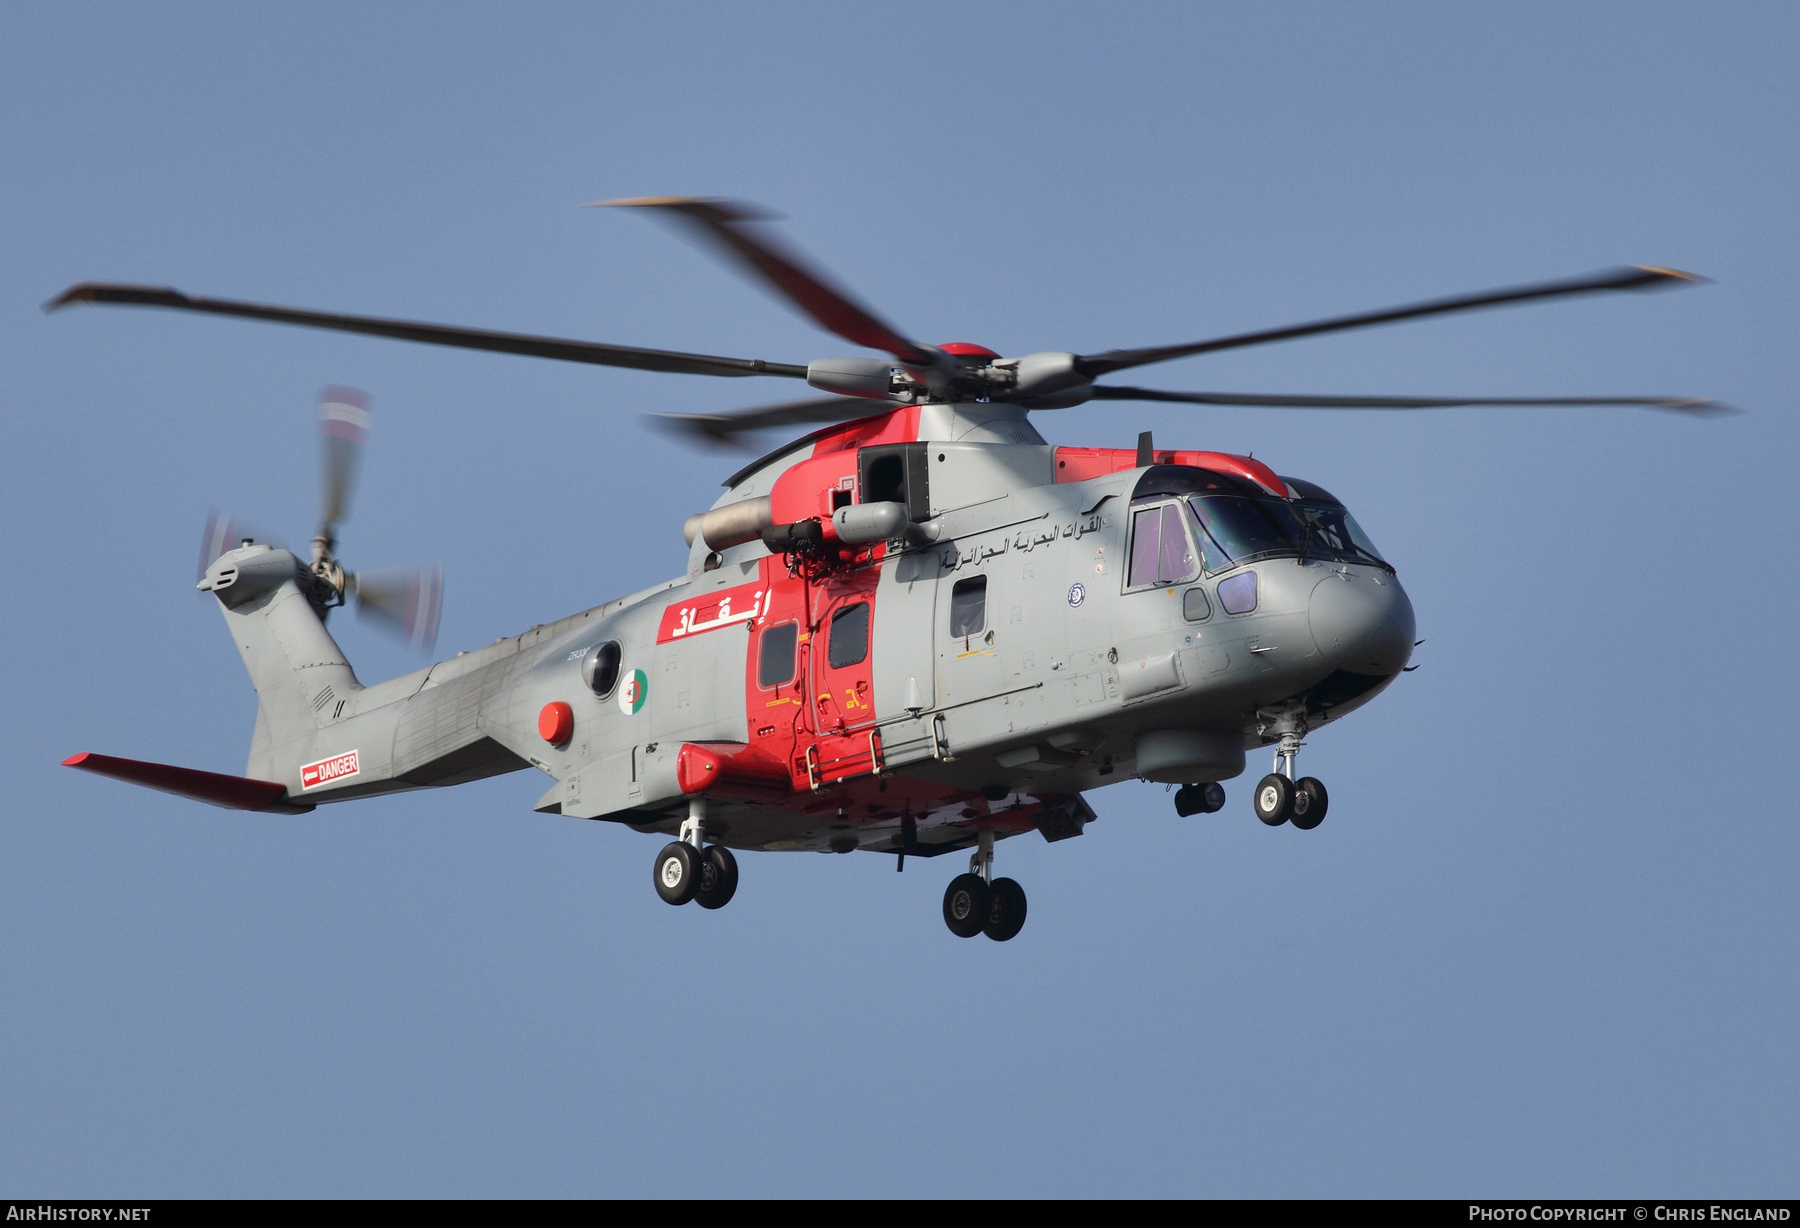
[1308,569,1416,677]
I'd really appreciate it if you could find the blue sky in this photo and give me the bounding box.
[2,2,1794,1196]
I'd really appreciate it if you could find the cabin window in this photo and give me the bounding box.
[1128,503,1199,588]
[949,575,987,638]
[1183,588,1211,622]
[758,622,798,688]
[583,641,622,697]
[828,602,869,669]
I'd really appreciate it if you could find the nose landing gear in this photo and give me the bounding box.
[942,830,1028,941]
[653,799,741,909]
[1252,728,1329,829]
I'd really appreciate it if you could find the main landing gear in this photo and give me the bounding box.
[942,830,1027,942]
[1251,729,1329,830]
[654,799,740,909]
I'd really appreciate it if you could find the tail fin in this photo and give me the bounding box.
[198,542,361,778]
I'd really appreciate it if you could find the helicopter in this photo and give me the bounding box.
[49,198,1722,941]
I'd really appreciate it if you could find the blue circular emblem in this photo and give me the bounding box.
[1067,582,1086,608]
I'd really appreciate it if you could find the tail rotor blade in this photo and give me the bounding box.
[319,386,370,534]
[353,565,443,653]
[197,511,285,581]
[197,510,247,581]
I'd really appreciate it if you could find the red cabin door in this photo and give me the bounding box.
[803,574,882,788]
[746,564,883,793]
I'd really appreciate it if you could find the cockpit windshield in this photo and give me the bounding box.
[1294,500,1388,568]
[1186,495,1389,572]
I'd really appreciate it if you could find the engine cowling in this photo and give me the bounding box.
[683,496,773,551]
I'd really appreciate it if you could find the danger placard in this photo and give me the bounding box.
[300,749,361,790]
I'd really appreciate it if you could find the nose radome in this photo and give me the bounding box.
[1308,571,1416,676]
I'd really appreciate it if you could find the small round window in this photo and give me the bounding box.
[583,641,623,697]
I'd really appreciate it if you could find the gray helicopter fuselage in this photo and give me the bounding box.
[200,403,1414,857]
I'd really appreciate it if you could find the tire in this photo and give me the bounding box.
[1290,777,1329,830]
[694,844,740,909]
[1254,773,1294,826]
[983,877,1028,942]
[1174,785,1201,817]
[1200,782,1226,814]
[942,873,991,938]
[654,841,701,905]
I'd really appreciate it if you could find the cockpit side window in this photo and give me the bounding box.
[1128,503,1199,588]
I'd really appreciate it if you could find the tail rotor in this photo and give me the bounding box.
[198,387,444,653]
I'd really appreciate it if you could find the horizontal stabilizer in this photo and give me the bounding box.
[62,752,312,813]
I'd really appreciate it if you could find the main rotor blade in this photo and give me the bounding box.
[601,197,936,367]
[1089,385,1734,415]
[319,386,369,535]
[44,284,808,380]
[1075,266,1705,378]
[647,394,889,448]
[353,565,443,653]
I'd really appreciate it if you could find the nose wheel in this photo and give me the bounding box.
[1253,730,1329,829]
[942,831,1027,941]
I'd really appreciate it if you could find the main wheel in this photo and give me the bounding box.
[1199,782,1226,813]
[694,844,740,909]
[653,841,701,905]
[1174,785,1202,817]
[983,877,1028,942]
[942,873,991,938]
[1254,773,1295,826]
[1290,777,1329,830]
